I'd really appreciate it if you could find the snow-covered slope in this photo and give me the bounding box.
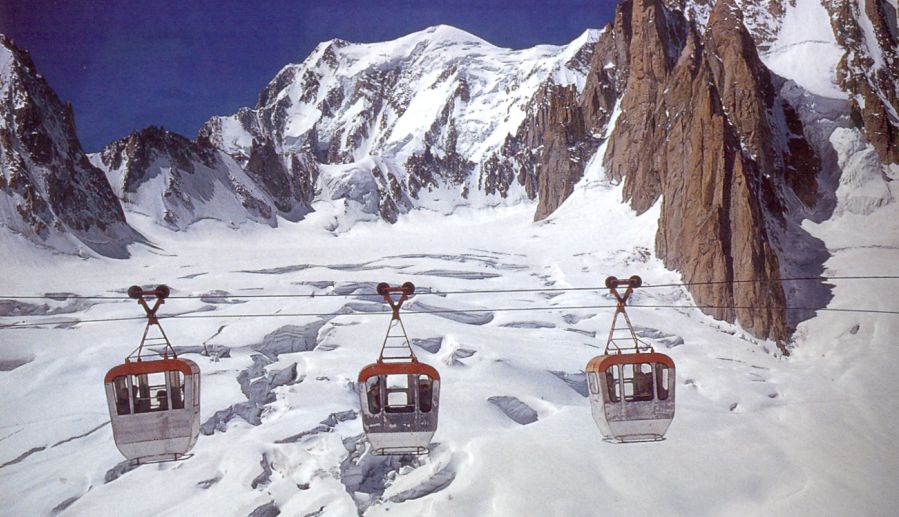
[1,135,898,515]
[759,0,845,99]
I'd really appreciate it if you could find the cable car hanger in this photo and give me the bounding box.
[126,285,177,362]
[604,275,654,355]
[376,282,418,364]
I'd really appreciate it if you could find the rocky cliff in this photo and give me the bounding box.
[0,35,137,257]
[506,0,824,341]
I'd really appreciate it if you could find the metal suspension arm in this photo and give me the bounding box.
[126,285,176,361]
[603,275,652,354]
[376,282,417,362]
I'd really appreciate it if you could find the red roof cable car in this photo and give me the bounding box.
[358,282,440,455]
[103,285,201,463]
[585,276,675,443]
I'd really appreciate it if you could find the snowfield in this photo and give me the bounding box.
[2,148,898,516]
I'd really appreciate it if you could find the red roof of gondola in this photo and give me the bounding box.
[585,353,675,373]
[358,360,440,382]
[104,358,199,384]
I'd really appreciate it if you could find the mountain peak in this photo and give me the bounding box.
[416,24,488,43]
[0,35,137,257]
[0,34,38,84]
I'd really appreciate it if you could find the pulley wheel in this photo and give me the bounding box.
[127,285,143,299]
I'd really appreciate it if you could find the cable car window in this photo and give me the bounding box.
[192,374,200,406]
[588,372,601,395]
[131,372,169,412]
[387,390,409,406]
[131,374,149,413]
[656,364,670,400]
[387,375,409,390]
[113,377,131,415]
[385,375,414,413]
[418,375,433,413]
[148,372,169,411]
[366,377,382,414]
[168,371,185,409]
[633,363,654,401]
[622,364,636,399]
[605,366,620,402]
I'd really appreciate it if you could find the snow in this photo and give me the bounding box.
[760,0,846,99]
[3,134,899,515]
[217,116,256,155]
[829,127,894,215]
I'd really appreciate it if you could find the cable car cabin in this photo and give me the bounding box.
[586,353,675,442]
[359,282,440,455]
[104,358,201,463]
[358,361,440,455]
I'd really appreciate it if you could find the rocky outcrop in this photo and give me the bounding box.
[245,137,318,220]
[822,0,899,164]
[478,85,550,200]
[521,0,823,341]
[0,35,138,257]
[533,85,596,219]
[602,0,823,341]
[100,126,216,193]
[480,21,622,211]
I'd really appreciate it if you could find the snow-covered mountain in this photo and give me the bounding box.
[92,126,312,229]
[0,35,139,257]
[198,24,601,221]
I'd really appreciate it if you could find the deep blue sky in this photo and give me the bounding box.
[1,0,617,152]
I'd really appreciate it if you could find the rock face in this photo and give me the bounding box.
[0,35,137,257]
[603,0,824,341]
[822,0,899,165]
[522,0,824,341]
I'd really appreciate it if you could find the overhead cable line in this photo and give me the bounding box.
[3,302,899,330]
[2,275,898,302]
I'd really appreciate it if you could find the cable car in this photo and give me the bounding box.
[103,285,201,463]
[586,276,675,442]
[358,282,440,455]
